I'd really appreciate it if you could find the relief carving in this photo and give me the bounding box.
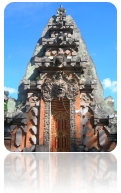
[41,71,79,101]
[70,99,76,149]
[45,47,77,57]
[53,31,79,46]
[66,79,79,99]
[56,5,66,17]
[54,6,66,27]
[44,101,51,145]
[29,94,40,107]
[42,72,79,147]
[80,93,93,106]
[54,32,66,45]
[54,55,65,67]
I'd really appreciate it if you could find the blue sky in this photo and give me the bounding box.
[4,2,117,109]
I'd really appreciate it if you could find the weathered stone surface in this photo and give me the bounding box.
[10,125,17,132]
[21,125,27,133]
[99,129,107,147]
[21,119,28,124]
[22,148,31,152]
[17,12,114,117]
[31,107,38,116]
[4,6,116,152]
[31,116,37,125]
[35,145,49,152]
[15,128,22,147]
[7,98,16,113]
[30,136,36,145]
[30,126,37,135]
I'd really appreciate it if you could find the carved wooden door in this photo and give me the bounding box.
[50,98,70,152]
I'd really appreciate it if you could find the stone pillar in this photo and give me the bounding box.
[75,92,81,145]
[44,101,51,147]
[70,99,76,151]
[39,98,45,145]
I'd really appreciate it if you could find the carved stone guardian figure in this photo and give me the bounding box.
[54,54,65,67]
[41,71,79,101]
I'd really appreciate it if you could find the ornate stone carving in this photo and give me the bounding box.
[80,93,93,107]
[52,77,67,98]
[56,5,66,17]
[66,78,79,100]
[30,94,40,107]
[31,96,39,102]
[45,47,77,58]
[23,80,30,90]
[41,78,52,101]
[44,101,51,145]
[42,72,79,148]
[43,98,76,149]
[41,71,79,101]
[54,33,79,46]
[54,55,65,67]
[54,31,66,45]
[55,6,66,27]
[70,99,76,149]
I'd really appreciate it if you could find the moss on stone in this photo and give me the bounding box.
[25,62,35,80]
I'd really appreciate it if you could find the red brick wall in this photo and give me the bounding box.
[75,92,81,145]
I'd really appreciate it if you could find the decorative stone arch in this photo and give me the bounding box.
[41,71,80,151]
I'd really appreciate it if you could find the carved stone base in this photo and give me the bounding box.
[70,143,76,152]
[35,145,49,152]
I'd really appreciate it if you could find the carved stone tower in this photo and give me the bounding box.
[4,6,117,152]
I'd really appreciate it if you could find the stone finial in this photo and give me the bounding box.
[56,5,66,16]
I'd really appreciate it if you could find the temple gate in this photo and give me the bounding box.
[4,5,117,152]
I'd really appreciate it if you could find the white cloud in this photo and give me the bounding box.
[4,87,17,94]
[102,78,117,92]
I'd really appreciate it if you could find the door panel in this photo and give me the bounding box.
[51,98,70,152]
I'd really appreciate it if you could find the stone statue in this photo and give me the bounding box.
[54,55,64,67]
[56,5,66,16]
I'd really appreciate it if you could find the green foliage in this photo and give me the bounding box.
[36,76,40,80]
[4,102,7,111]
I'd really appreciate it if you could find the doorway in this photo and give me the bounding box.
[50,98,70,152]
